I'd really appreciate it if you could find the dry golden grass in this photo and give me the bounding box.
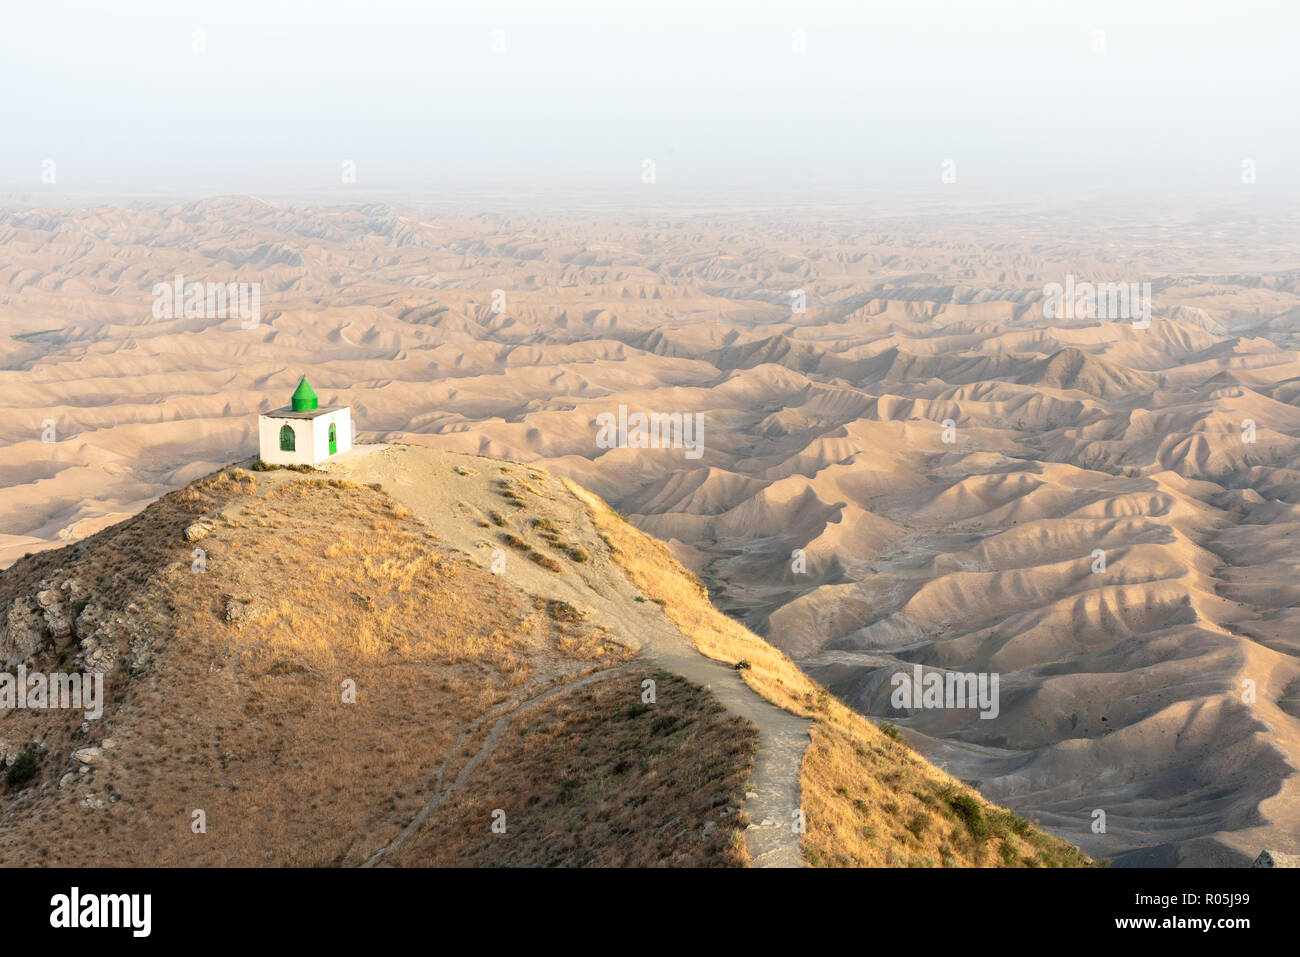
[389,669,757,867]
[0,470,633,865]
[568,481,1097,868]
[0,466,758,868]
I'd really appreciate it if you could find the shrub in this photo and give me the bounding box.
[500,534,529,551]
[948,793,990,841]
[529,553,562,572]
[547,600,584,623]
[906,811,931,839]
[249,459,317,473]
[6,750,40,788]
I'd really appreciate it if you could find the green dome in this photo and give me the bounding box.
[291,376,319,412]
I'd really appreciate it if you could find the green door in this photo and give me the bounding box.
[329,422,337,455]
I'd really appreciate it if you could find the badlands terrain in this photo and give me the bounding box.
[0,446,1084,867]
[1,193,1299,864]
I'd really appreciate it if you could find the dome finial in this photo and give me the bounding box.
[291,376,319,412]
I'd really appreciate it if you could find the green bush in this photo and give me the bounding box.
[906,811,932,839]
[249,459,317,473]
[947,792,990,841]
[5,750,40,788]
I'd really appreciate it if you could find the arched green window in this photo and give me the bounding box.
[279,424,296,452]
[328,422,338,455]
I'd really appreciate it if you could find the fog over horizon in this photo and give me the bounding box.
[3,0,1298,201]
[5,0,1300,882]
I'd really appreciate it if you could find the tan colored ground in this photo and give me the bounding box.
[0,461,755,866]
[321,444,812,867]
[0,446,1091,867]
[576,477,1090,867]
[385,669,757,867]
[2,197,1299,862]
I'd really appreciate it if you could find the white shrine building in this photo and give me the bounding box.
[257,376,352,466]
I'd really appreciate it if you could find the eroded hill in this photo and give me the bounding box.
[3,199,1298,863]
[0,446,1090,867]
[0,464,750,866]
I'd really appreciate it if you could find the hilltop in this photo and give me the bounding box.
[0,444,1091,867]
[4,201,1300,863]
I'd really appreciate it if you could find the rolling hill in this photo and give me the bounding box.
[0,445,1090,867]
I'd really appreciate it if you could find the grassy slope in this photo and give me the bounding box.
[570,481,1098,868]
[389,669,757,867]
[0,467,753,867]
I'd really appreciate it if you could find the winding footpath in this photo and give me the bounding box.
[329,445,813,868]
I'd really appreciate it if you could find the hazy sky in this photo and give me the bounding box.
[1,0,1296,198]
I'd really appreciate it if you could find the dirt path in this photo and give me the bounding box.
[363,664,635,867]
[326,444,811,867]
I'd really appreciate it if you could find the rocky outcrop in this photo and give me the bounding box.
[0,598,44,667]
[1,570,170,678]
[123,599,171,677]
[1,577,93,667]
[1253,849,1300,867]
[34,587,71,642]
[73,746,104,767]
